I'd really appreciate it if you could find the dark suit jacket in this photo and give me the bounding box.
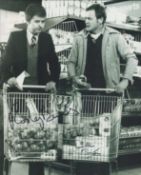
[1,30,60,85]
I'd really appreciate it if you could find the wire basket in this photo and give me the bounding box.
[61,89,123,162]
[3,85,59,162]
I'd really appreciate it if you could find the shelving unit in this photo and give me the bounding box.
[119,98,141,155]
[107,21,141,81]
[107,15,141,157]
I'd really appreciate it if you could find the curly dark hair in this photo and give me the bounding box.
[25,3,46,22]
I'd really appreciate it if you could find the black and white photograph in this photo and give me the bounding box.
[0,0,141,175]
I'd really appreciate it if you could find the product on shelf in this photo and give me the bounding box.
[126,16,141,26]
[123,99,141,113]
[122,33,134,42]
[119,137,141,151]
[120,126,141,138]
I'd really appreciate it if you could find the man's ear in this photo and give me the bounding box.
[98,17,104,24]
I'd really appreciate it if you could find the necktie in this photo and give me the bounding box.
[31,35,37,46]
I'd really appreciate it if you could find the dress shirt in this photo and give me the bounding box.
[27,30,38,46]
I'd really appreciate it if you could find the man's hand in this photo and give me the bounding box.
[115,79,129,94]
[7,77,21,90]
[73,76,91,88]
[45,81,56,92]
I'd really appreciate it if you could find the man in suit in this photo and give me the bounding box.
[0,3,60,175]
[1,3,60,90]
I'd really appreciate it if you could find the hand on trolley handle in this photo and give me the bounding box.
[72,75,91,89]
[7,77,21,90]
[72,75,125,95]
[45,81,56,93]
[115,79,129,94]
[6,77,56,93]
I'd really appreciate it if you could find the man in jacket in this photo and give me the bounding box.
[67,3,138,175]
[68,3,137,93]
[0,3,60,175]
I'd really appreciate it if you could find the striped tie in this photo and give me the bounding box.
[31,34,37,46]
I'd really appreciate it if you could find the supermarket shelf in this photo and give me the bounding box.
[120,134,141,139]
[119,149,141,156]
[122,112,141,117]
[104,0,129,5]
[129,40,141,55]
[121,65,141,79]
[107,22,141,32]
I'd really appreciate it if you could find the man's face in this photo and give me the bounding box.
[85,10,102,33]
[27,15,46,35]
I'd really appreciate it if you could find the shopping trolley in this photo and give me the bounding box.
[61,88,123,163]
[3,84,59,162]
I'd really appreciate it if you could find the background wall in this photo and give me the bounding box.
[108,1,141,18]
[1,0,141,42]
[0,10,24,42]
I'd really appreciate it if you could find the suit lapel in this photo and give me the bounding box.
[38,33,43,56]
[20,30,28,69]
[23,31,27,68]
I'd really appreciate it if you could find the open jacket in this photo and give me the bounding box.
[68,26,138,88]
[1,30,60,86]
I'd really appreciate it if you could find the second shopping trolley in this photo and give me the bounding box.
[61,88,123,163]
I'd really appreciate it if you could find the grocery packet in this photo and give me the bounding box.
[16,71,30,90]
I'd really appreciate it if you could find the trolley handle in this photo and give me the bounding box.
[3,83,46,92]
[74,87,124,97]
[22,85,46,89]
[74,87,116,92]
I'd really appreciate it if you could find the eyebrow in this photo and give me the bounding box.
[85,17,93,20]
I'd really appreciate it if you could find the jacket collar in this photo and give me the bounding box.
[79,25,120,38]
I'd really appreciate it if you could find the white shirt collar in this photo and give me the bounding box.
[26,29,38,45]
[90,32,102,40]
[90,27,104,40]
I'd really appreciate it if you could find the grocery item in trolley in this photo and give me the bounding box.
[16,71,30,90]
[4,86,59,161]
[62,91,123,162]
[55,92,82,124]
[99,113,111,136]
[64,135,109,159]
[25,98,39,118]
